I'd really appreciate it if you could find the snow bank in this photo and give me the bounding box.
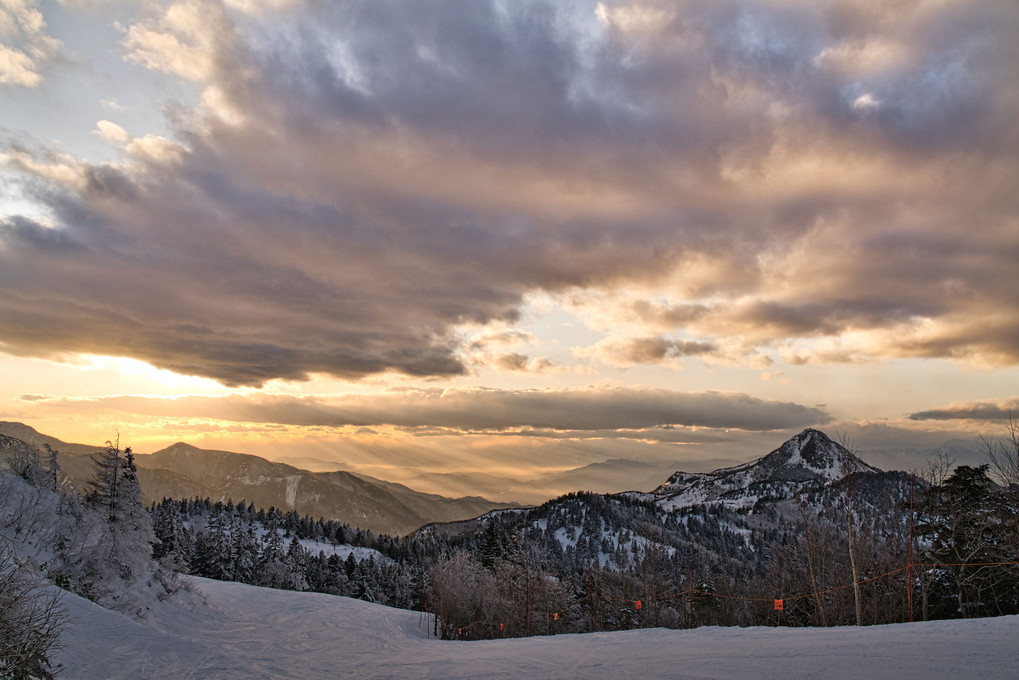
[55,577,1019,679]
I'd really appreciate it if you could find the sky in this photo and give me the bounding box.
[1,0,1018,495]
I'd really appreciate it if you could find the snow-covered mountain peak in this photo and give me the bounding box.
[758,428,880,482]
[652,429,882,511]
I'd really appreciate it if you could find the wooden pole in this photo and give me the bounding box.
[907,475,915,623]
[688,545,696,629]
[847,501,862,626]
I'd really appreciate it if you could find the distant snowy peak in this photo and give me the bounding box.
[653,429,882,511]
[756,428,880,481]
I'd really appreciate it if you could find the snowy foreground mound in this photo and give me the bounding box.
[57,578,1018,680]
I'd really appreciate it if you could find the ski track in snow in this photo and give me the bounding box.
[56,577,1019,680]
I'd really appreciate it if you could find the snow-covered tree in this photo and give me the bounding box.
[1,434,45,488]
[42,445,60,493]
[0,544,68,680]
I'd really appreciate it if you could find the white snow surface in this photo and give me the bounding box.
[248,527,391,564]
[296,539,391,564]
[56,577,1019,680]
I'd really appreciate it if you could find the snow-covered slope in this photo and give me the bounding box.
[55,576,1019,680]
[652,428,880,511]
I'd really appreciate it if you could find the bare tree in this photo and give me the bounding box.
[983,414,1019,488]
[845,497,863,626]
[983,415,1019,561]
[914,454,953,621]
[429,551,498,639]
[633,541,671,628]
[0,542,69,679]
[799,504,829,626]
[1,435,45,488]
[836,431,863,626]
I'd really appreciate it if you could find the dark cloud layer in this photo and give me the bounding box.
[42,387,830,434]
[2,0,1017,383]
[909,398,1019,422]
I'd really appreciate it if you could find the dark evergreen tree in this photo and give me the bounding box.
[88,441,122,523]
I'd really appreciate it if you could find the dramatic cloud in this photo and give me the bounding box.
[576,336,717,368]
[0,0,61,87]
[33,387,831,434]
[1,0,1017,385]
[909,398,1019,422]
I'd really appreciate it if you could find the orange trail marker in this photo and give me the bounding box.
[774,599,784,611]
[635,600,642,610]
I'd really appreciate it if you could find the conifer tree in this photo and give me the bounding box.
[86,441,156,585]
[89,440,122,522]
[43,444,60,493]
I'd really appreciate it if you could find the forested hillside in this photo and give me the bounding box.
[140,429,1019,638]
[0,422,517,536]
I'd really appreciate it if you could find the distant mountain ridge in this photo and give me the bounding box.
[0,423,516,536]
[419,428,893,541]
[136,442,519,536]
